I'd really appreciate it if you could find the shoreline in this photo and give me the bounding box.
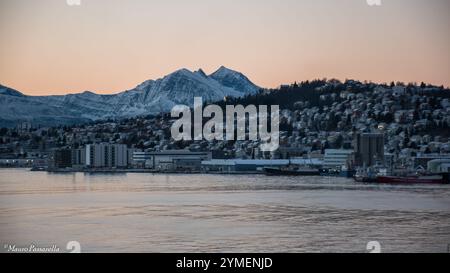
[29,167,263,175]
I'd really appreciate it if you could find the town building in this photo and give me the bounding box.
[71,148,86,168]
[85,144,128,168]
[354,133,384,167]
[50,148,72,169]
[132,150,212,171]
[413,153,450,170]
[323,149,354,168]
[427,159,450,173]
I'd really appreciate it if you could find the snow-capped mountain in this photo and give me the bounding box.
[0,66,261,127]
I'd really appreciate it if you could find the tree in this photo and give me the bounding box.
[0,128,7,136]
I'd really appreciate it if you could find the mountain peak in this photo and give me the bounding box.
[210,66,260,94]
[212,65,237,76]
[80,90,97,96]
[0,84,25,97]
[172,68,192,75]
[195,68,207,78]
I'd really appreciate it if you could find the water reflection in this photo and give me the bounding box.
[0,169,449,252]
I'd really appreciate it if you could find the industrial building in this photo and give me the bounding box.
[132,150,212,171]
[413,153,450,170]
[427,159,450,173]
[323,149,354,168]
[354,133,384,167]
[201,158,323,173]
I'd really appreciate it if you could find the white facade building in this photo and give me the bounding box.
[323,149,354,168]
[85,144,128,168]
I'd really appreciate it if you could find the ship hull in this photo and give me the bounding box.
[263,167,320,176]
[353,176,377,183]
[320,169,356,178]
[376,176,449,185]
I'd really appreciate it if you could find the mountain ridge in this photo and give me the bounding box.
[0,66,261,127]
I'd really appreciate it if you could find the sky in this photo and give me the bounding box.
[0,0,449,95]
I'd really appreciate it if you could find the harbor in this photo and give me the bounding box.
[22,143,449,184]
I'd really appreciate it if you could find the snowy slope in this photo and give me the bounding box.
[0,67,261,127]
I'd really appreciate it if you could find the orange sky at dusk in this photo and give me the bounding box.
[0,0,449,95]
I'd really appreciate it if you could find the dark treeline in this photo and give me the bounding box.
[213,79,450,111]
[216,79,342,110]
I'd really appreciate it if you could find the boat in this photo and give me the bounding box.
[30,166,47,171]
[263,167,320,176]
[353,168,378,182]
[375,174,450,184]
[354,172,450,185]
[319,167,356,178]
[353,173,377,183]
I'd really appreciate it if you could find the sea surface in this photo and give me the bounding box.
[0,168,449,253]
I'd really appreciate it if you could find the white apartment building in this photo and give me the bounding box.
[85,144,128,168]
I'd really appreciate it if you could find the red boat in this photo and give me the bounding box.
[375,174,450,185]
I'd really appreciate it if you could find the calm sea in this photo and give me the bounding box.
[1,168,449,253]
